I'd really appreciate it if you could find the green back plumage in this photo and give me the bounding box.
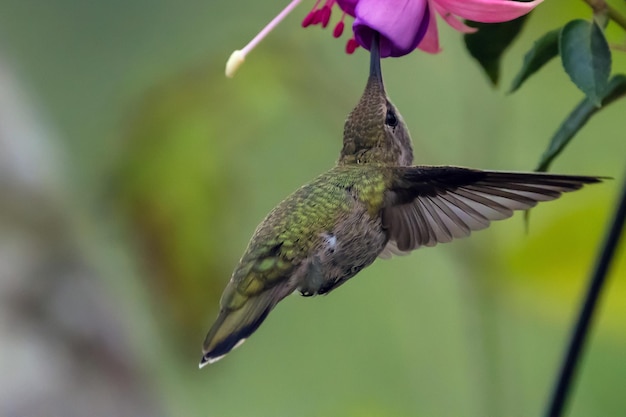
[200,165,389,366]
[227,165,388,305]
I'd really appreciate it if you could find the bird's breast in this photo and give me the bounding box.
[296,203,387,296]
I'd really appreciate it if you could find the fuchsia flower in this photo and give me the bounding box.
[226,0,543,76]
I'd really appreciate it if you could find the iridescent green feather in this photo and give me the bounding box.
[223,165,388,310]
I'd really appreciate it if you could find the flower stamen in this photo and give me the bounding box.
[225,0,302,78]
[320,2,333,28]
[333,12,346,38]
[302,0,322,27]
[302,0,355,54]
[346,37,359,54]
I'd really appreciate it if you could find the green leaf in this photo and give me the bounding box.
[464,15,528,86]
[559,19,611,107]
[509,28,560,93]
[536,74,626,172]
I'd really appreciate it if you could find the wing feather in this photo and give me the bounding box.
[380,167,601,255]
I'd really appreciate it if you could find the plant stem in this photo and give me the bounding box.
[607,5,626,30]
[583,0,626,31]
[544,171,626,417]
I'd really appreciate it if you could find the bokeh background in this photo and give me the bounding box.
[0,1,624,416]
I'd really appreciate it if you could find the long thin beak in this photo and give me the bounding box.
[369,32,383,86]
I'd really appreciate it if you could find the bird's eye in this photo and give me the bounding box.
[385,109,398,127]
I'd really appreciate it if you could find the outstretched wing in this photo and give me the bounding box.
[381,166,601,254]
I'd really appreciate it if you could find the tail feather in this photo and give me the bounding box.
[199,290,277,368]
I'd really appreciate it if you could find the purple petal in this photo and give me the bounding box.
[352,0,430,57]
[435,0,543,23]
[336,0,358,16]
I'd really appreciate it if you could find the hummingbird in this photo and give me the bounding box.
[199,32,601,368]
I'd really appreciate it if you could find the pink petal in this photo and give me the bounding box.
[432,1,477,33]
[417,2,441,53]
[435,0,543,23]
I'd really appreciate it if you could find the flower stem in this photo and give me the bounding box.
[583,0,626,31]
[544,170,626,417]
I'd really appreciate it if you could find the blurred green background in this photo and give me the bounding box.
[0,1,624,416]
